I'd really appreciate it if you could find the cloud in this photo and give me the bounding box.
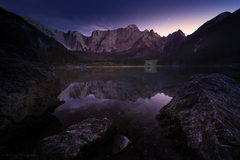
[30,13,113,36]
[75,21,114,36]
[76,25,110,36]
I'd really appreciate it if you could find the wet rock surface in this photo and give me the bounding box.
[156,73,240,160]
[38,118,117,160]
[53,93,181,160]
[0,60,60,135]
[112,135,130,155]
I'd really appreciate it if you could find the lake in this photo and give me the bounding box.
[52,66,240,160]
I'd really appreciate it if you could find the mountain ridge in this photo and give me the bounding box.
[191,12,231,37]
[21,15,186,59]
[158,8,240,65]
[4,6,239,63]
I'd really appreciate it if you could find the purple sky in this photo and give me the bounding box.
[0,0,239,36]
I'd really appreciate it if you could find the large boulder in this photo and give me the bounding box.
[38,118,117,160]
[0,59,61,142]
[156,73,240,160]
[0,7,62,146]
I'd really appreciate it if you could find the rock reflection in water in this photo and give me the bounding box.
[53,91,179,159]
[52,67,240,159]
[57,73,179,103]
[54,93,171,131]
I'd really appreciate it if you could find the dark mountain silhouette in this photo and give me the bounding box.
[158,9,240,65]
[0,7,78,65]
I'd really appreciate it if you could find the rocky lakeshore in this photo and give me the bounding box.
[37,118,117,160]
[53,65,87,69]
[0,7,63,155]
[156,73,240,160]
[1,5,240,160]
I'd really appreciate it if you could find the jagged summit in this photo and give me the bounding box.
[21,14,186,58]
[166,29,185,37]
[176,29,185,36]
[127,24,139,30]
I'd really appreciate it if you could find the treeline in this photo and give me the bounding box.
[42,48,146,66]
[42,48,80,65]
[79,58,145,66]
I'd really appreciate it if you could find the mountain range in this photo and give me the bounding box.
[21,15,185,60]
[1,6,240,158]
[1,6,240,64]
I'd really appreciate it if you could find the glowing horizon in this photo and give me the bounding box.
[0,0,239,37]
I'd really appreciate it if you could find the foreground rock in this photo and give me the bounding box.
[112,135,130,155]
[156,73,240,160]
[0,7,62,144]
[38,118,117,160]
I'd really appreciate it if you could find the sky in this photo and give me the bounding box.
[0,0,239,36]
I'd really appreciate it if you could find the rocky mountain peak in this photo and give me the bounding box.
[21,14,186,58]
[147,29,160,38]
[175,29,185,37]
[127,24,139,30]
[166,29,185,39]
[162,29,186,54]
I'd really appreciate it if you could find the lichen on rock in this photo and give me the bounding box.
[156,73,240,160]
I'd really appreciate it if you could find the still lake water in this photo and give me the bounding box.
[53,66,240,160]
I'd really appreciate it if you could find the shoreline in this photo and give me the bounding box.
[53,64,240,69]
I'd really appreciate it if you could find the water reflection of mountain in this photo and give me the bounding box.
[52,67,240,159]
[56,67,240,103]
[58,73,182,103]
[54,93,171,131]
